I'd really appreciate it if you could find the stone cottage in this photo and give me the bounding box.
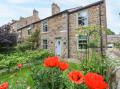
[10,9,40,41]
[17,0,107,58]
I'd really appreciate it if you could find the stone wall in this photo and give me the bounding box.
[18,22,40,41]
[11,9,40,33]
[110,67,120,89]
[17,2,107,59]
[68,2,107,59]
[40,13,68,58]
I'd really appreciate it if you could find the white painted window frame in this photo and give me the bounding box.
[42,20,48,33]
[43,39,48,49]
[77,10,88,27]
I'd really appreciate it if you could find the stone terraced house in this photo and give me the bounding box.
[10,9,40,41]
[16,0,107,59]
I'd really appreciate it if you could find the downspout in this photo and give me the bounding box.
[99,1,103,57]
[67,12,70,58]
[103,0,108,50]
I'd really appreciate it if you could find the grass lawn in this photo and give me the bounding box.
[0,67,34,89]
[0,62,80,89]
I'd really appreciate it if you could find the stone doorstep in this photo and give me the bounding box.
[61,58,81,64]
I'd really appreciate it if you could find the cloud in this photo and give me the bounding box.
[106,0,120,34]
[0,2,51,26]
[7,0,36,4]
[0,0,120,33]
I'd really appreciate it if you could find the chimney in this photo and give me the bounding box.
[52,3,60,15]
[20,16,24,20]
[33,9,39,17]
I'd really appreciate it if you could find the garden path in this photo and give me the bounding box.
[106,48,120,89]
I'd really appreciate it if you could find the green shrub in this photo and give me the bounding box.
[16,42,34,51]
[31,61,87,89]
[79,53,109,81]
[31,66,63,89]
[0,50,54,69]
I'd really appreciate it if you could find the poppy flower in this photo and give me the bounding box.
[84,72,108,89]
[17,64,22,69]
[43,56,59,68]
[58,62,69,71]
[0,82,8,89]
[68,71,84,84]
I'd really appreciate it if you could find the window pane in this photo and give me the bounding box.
[78,35,87,49]
[28,29,32,35]
[78,10,88,26]
[43,21,48,32]
[43,40,48,49]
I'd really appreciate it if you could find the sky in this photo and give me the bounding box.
[0,0,120,34]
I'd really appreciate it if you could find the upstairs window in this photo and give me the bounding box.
[42,21,48,32]
[43,39,48,49]
[78,10,88,26]
[27,24,34,35]
[78,35,87,49]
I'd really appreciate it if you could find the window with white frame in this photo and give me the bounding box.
[27,24,34,35]
[43,39,48,49]
[28,28,32,35]
[42,21,48,32]
[78,10,88,26]
[78,35,87,49]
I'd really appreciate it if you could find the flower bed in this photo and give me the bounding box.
[0,50,54,70]
[31,56,109,89]
[0,54,110,89]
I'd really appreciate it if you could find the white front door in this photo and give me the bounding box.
[55,39,62,56]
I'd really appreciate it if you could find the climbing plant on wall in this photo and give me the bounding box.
[75,25,107,59]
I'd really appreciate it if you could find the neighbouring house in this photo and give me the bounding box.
[107,35,120,48]
[16,0,107,58]
[10,9,40,42]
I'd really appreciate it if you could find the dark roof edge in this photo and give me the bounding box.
[40,10,68,22]
[17,0,103,31]
[17,10,68,31]
[68,0,103,13]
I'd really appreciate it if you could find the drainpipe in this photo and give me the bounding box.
[99,1,103,57]
[67,12,70,58]
[104,0,108,51]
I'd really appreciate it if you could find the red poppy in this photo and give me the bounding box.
[17,64,22,69]
[68,71,84,84]
[84,72,108,89]
[0,82,8,89]
[58,62,69,71]
[43,56,59,68]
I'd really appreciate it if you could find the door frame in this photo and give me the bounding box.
[55,38,62,56]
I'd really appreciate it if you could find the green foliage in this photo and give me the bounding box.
[106,29,115,35]
[31,65,65,89]
[79,52,109,81]
[76,25,108,48]
[0,68,34,89]
[16,42,34,51]
[0,50,54,69]
[27,29,40,48]
[114,42,120,49]
[15,29,40,52]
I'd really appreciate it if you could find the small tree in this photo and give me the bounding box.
[27,29,41,49]
[76,25,107,59]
